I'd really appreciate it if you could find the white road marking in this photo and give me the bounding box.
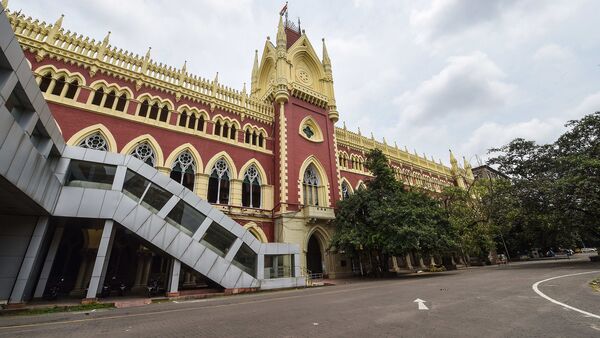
[532,270,600,320]
[413,298,429,310]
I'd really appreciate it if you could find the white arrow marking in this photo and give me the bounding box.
[414,298,429,310]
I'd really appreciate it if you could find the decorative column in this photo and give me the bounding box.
[167,259,181,297]
[9,217,50,305]
[33,227,64,298]
[84,220,116,302]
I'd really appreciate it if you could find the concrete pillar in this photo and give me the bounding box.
[85,220,115,301]
[141,255,153,286]
[33,227,64,298]
[167,259,180,297]
[9,217,50,304]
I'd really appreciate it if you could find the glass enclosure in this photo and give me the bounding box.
[264,254,295,278]
[66,160,116,189]
[200,222,236,257]
[232,243,257,277]
[166,200,207,236]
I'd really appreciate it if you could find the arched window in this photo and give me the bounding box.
[115,94,127,111]
[230,125,236,140]
[139,100,149,117]
[51,76,66,96]
[159,106,169,122]
[39,72,52,93]
[78,132,108,151]
[91,88,104,106]
[245,129,251,143]
[252,132,257,145]
[214,121,221,136]
[207,158,230,204]
[242,165,261,208]
[149,103,159,120]
[341,181,350,200]
[188,114,197,130]
[258,133,264,148]
[130,142,156,167]
[104,90,116,108]
[197,115,205,132]
[179,111,188,127]
[65,80,78,99]
[170,151,195,191]
[222,123,230,138]
[303,164,320,206]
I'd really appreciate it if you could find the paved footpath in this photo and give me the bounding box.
[1,256,599,337]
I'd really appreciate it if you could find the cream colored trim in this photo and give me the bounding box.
[355,180,367,191]
[238,159,268,184]
[203,151,238,178]
[340,177,354,194]
[297,155,331,207]
[305,225,331,253]
[120,134,165,168]
[164,143,204,173]
[298,115,324,143]
[243,222,268,243]
[67,123,118,152]
[88,79,134,98]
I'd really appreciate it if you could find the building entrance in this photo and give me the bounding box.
[306,235,323,274]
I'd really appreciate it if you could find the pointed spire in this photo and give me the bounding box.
[449,150,459,171]
[145,47,152,60]
[181,60,187,73]
[394,141,398,149]
[251,50,259,93]
[54,14,64,30]
[357,127,362,136]
[214,71,219,83]
[102,31,111,47]
[322,38,331,69]
[242,82,247,94]
[370,132,374,140]
[405,146,409,152]
[277,15,286,48]
[383,137,387,145]
[343,121,347,130]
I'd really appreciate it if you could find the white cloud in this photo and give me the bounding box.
[461,118,564,157]
[393,51,515,124]
[571,91,600,117]
[533,44,573,62]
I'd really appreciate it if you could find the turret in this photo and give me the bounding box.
[274,15,289,104]
[322,39,338,122]
[463,156,474,181]
[250,50,259,95]
[449,150,466,188]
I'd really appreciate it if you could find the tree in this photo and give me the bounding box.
[331,148,457,275]
[487,112,600,252]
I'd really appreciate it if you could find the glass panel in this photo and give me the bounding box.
[264,255,295,278]
[141,184,172,213]
[66,160,116,189]
[166,200,207,237]
[232,243,257,277]
[122,169,149,202]
[200,222,236,257]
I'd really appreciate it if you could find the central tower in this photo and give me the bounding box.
[250,13,348,277]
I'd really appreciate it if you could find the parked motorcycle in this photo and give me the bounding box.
[44,277,64,300]
[146,278,161,297]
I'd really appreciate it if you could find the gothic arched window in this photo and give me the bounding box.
[179,111,188,127]
[139,100,149,117]
[170,151,195,191]
[39,72,52,93]
[341,181,350,200]
[130,142,156,167]
[115,94,127,111]
[242,165,261,208]
[78,132,108,151]
[92,88,104,106]
[197,115,205,132]
[207,158,230,204]
[104,90,116,108]
[303,164,320,206]
[159,106,169,122]
[51,76,66,96]
[65,80,79,99]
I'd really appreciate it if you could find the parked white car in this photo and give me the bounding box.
[581,248,597,253]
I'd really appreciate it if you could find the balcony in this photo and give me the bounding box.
[303,205,335,221]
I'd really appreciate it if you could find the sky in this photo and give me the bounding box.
[10,0,600,166]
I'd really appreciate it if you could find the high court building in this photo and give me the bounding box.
[0,3,474,305]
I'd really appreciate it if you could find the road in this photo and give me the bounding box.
[1,255,599,337]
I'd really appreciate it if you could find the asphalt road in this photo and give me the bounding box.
[1,255,599,337]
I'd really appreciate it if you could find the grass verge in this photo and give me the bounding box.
[2,302,114,316]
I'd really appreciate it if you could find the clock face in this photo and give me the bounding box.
[296,68,312,85]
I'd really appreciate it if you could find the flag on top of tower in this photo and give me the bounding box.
[280,2,288,16]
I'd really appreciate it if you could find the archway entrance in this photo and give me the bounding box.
[306,234,323,274]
